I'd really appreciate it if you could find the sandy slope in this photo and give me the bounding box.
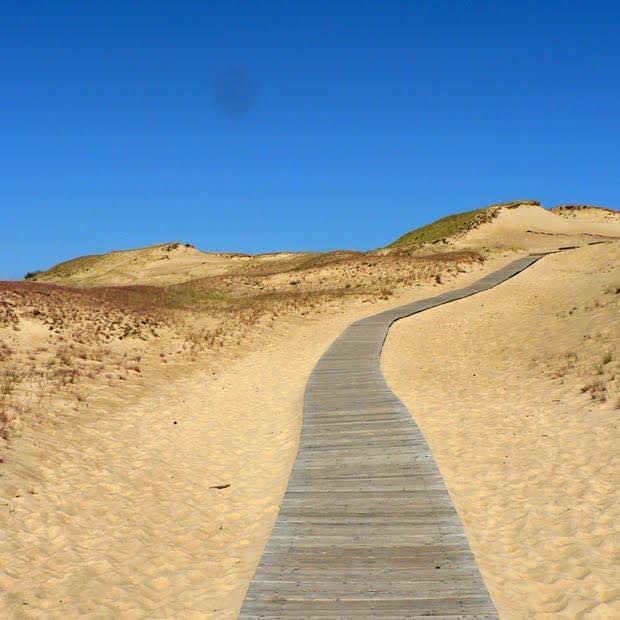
[454,204,620,251]
[383,243,619,618]
[32,243,251,287]
[0,257,510,618]
[2,207,618,617]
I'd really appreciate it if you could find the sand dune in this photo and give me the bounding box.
[551,204,620,223]
[2,204,619,617]
[454,204,620,251]
[383,242,619,617]
[31,242,251,287]
[0,256,514,618]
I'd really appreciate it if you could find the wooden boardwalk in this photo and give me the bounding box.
[240,254,549,619]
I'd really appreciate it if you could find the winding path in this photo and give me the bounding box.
[241,254,552,619]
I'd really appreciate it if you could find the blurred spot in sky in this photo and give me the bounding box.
[212,67,257,117]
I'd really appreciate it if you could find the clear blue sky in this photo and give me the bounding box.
[2,1,619,279]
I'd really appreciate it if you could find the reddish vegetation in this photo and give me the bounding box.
[0,281,165,339]
[1,249,487,441]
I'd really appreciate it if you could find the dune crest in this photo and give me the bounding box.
[30,242,252,287]
[551,204,620,222]
[392,202,620,253]
[455,204,620,250]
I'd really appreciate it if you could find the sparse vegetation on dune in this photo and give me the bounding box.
[1,212,618,618]
[31,242,198,282]
[391,201,620,253]
[551,204,619,215]
[542,278,620,406]
[33,253,112,281]
[4,200,617,441]
[0,248,485,440]
[0,282,166,438]
[389,208,486,248]
[382,241,620,619]
[389,200,540,249]
[28,241,247,287]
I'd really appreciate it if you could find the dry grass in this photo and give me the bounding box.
[29,242,201,282]
[0,248,486,441]
[551,204,619,216]
[389,200,540,249]
[581,379,607,402]
[544,282,620,406]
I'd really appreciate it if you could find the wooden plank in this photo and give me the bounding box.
[240,254,550,618]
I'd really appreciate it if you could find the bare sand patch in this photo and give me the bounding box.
[382,243,619,618]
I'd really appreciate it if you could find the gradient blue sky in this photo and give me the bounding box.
[2,1,619,279]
